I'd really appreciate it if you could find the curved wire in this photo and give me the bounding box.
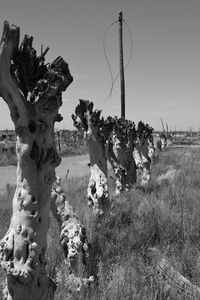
[103,20,118,99]
[112,18,133,90]
[123,19,133,72]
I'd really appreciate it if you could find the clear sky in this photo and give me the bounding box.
[0,0,200,131]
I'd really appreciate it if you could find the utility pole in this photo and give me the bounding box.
[119,11,125,119]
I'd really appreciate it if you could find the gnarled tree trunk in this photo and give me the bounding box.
[133,122,154,187]
[72,100,113,216]
[0,21,73,299]
[108,118,137,194]
[51,176,89,276]
[138,139,151,187]
[148,135,156,164]
[160,133,167,150]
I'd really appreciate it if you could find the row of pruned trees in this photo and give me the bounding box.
[0,21,169,299]
[71,99,162,217]
[49,100,167,293]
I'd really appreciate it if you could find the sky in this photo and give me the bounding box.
[0,0,200,131]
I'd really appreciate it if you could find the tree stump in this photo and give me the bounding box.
[0,21,73,299]
[108,117,137,194]
[72,100,113,216]
[133,122,154,187]
[51,176,89,276]
[160,132,167,150]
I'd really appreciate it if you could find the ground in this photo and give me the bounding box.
[1,146,200,299]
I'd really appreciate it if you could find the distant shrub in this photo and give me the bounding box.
[0,141,88,167]
[59,144,88,157]
[0,153,17,166]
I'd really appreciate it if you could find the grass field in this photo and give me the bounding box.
[1,147,200,299]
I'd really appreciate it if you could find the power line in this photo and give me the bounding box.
[112,18,133,92]
[103,17,133,101]
[103,20,118,99]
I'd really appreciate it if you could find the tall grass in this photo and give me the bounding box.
[0,184,15,297]
[1,148,200,299]
[57,147,200,299]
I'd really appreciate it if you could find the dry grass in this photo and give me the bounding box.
[1,147,200,299]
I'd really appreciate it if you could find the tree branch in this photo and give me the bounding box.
[0,21,28,125]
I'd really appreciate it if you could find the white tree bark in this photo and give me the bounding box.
[148,136,156,164]
[160,133,167,150]
[108,134,129,195]
[133,122,154,186]
[51,176,89,276]
[72,100,113,216]
[0,21,73,299]
[108,118,137,194]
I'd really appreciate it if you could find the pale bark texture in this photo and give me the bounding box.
[51,176,89,275]
[148,134,156,164]
[72,100,113,216]
[0,21,73,299]
[56,273,94,297]
[108,117,137,194]
[166,136,172,147]
[160,133,167,150]
[133,122,154,186]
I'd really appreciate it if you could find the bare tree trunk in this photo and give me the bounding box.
[51,176,89,276]
[133,122,154,187]
[56,130,61,153]
[148,135,156,164]
[138,139,151,187]
[0,21,73,299]
[107,137,129,194]
[108,118,137,194]
[72,100,113,216]
[160,133,167,150]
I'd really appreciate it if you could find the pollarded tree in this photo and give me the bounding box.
[108,117,137,194]
[51,176,89,276]
[0,21,73,299]
[160,132,167,150]
[72,100,113,216]
[133,121,154,186]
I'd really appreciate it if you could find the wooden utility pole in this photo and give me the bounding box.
[119,11,125,119]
